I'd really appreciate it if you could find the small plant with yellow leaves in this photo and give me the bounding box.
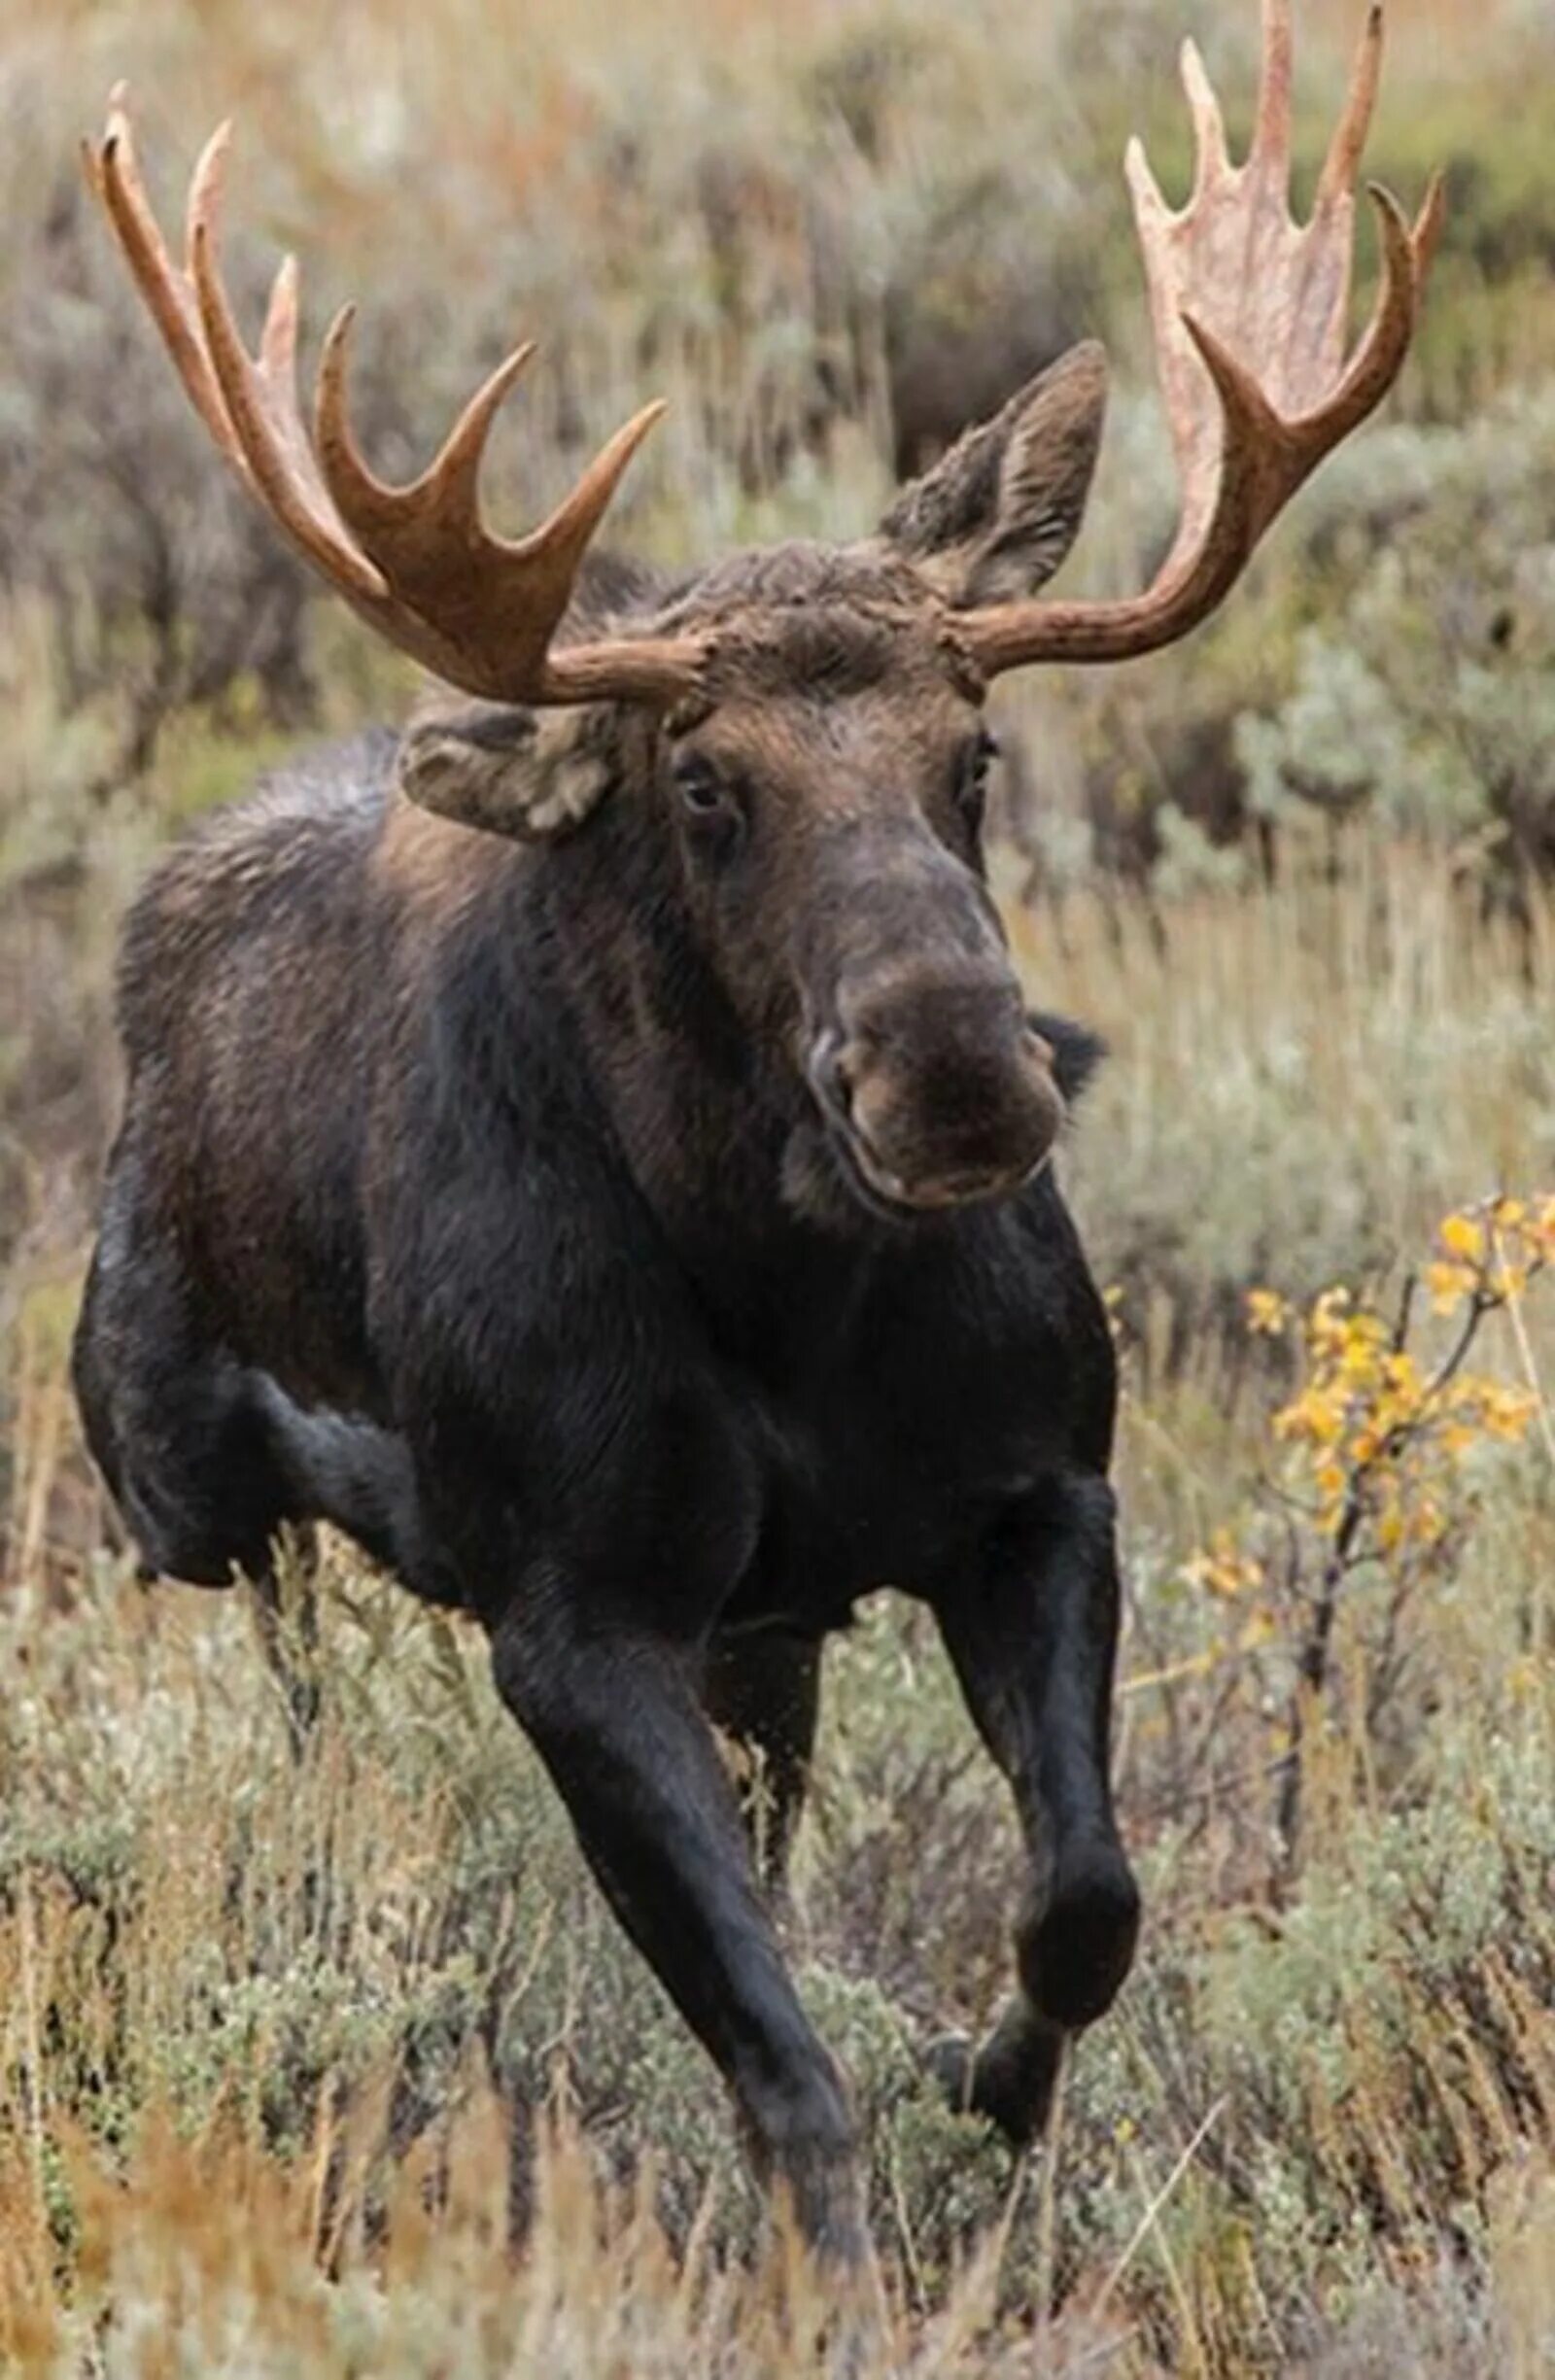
[1183,1195,1554,1864]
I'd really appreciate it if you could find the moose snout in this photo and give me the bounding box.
[811,974,1064,1213]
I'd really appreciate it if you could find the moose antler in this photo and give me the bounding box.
[960,0,1445,675]
[84,89,707,707]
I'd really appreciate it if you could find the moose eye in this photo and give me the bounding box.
[671,754,745,858]
[674,756,730,817]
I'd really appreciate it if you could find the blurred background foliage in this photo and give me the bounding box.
[2,2,1554,2372]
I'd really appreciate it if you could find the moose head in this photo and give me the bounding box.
[86,0,1442,1228]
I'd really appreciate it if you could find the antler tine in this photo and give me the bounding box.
[508,402,672,596]
[315,312,537,537]
[1415,168,1448,282]
[189,163,388,604]
[259,251,301,381]
[314,318,670,691]
[1180,42,1230,198]
[94,91,254,482]
[959,1,1442,679]
[86,92,707,708]
[1308,182,1418,433]
[1316,2,1383,214]
[1254,0,1295,166]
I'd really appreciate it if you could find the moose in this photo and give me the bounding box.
[75,2,1437,2266]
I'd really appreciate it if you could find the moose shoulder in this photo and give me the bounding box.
[74,2,1439,2268]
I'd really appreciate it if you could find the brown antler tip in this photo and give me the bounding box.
[316,304,363,414]
[95,90,144,218]
[1363,179,1417,285]
[189,118,234,237]
[1363,179,1435,316]
[1414,167,1448,272]
[99,85,133,172]
[603,397,671,487]
[1123,133,1169,229]
[194,119,235,189]
[610,397,673,479]
[595,397,672,480]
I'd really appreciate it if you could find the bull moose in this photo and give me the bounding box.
[74,2,1438,2265]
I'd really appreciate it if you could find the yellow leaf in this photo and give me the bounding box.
[1425,1259,1474,1315]
[1440,1214,1486,1262]
[1246,1289,1289,1336]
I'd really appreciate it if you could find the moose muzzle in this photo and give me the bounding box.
[810,972,1064,1215]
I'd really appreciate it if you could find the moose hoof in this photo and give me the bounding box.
[921,2018,1062,2147]
[923,2030,980,2116]
[1019,1841,1141,2032]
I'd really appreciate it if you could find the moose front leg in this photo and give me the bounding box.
[490,1592,862,2262]
[932,1473,1140,2143]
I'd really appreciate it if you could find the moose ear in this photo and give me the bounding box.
[879,341,1108,607]
[396,701,612,841]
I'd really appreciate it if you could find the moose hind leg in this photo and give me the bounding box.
[73,1226,300,1592]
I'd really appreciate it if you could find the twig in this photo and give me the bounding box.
[1033,2038,1070,2374]
[1276,1263,1505,1864]
[1088,2096,1226,2326]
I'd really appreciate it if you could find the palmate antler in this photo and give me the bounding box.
[84,88,707,707]
[961,0,1445,675]
[87,4,1437,709]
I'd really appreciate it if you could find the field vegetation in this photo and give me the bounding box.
[2,0,1553,2370]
